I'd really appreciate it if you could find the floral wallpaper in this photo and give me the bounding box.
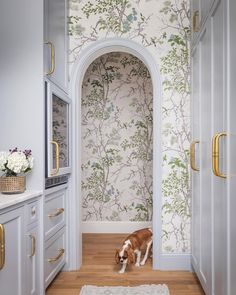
[52,95,69,168]
[69,0,190,253]
[81,52,153,222]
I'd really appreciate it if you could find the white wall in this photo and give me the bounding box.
[0,0,45,190]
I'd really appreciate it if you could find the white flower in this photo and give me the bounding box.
[0,149,34,176]
[0,151,10,171]
[28,156,34,169]
[7,152,29,174]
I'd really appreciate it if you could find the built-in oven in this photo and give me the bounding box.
[45,80,71,188]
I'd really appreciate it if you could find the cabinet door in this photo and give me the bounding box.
[200,0,212,25]
[199,21,212,294]
[46,81,71,177]
[191,0,214,41]
[26,226,39,295]
[0,207,24,295]
[228,0,236,294]
[211,1,228,294]
[44,0,68,92]
[191,46,200,271]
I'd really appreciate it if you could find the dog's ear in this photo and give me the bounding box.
[127,249,135,265]
[115,250,119,264]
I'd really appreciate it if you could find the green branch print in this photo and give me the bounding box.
[81,52,153,222]
[69,0,190,253]
[159,0,190,253]
[69,0,158,61]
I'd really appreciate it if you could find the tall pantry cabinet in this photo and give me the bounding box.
[191,0,236,294]
[228,0,236,293]
[0,0,44,191]
[0,0,69,293]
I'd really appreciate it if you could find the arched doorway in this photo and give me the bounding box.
[69,38,162,270]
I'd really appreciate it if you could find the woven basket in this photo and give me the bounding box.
[0,176,26,194]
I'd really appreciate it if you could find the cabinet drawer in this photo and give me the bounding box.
[26,200,39,226]
[44,189,66,239]
[44,227,66,288]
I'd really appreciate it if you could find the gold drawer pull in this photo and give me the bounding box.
[190,140,199,171]
[48,208,64,218]
[29,234,36,258]
[44,41,55,75]
[0,224,5,270]
[212,132,227,178]
[48,248,65,263]
[192,10,200,32]
[50,140,60,176]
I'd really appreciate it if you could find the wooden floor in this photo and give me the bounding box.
[46,234,205,295]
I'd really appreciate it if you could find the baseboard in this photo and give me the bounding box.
[157,253,191,271]
[82,221,152,233]
[191,257,207,293]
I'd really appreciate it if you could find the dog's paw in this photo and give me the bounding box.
[118,270,125,274]
[135,262,140,267]
[140,261,145,266]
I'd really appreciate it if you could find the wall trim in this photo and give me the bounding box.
[69,37,163,271]
[158,254,191,271]
[82,221,152,233]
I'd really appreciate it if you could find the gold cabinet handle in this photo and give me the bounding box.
[29,234,36,258]
[48,248,65,263]
[190,140,199,171]
[0,224,5,270]
[192,10,200,32]
[44,41,55,75]
[212,132,227,178]
[212,133,218,176]
[50,140,60,176]
[48,208,64,218]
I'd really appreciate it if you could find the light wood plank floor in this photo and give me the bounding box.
[46,234,205,295]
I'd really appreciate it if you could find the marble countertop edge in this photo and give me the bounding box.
[0,190,43,211]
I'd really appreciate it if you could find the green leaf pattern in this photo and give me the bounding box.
[82,52,153,222]
[69,0,190,253]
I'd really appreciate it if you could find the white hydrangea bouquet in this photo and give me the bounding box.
[0,148,34,193]
[0,148,34,176]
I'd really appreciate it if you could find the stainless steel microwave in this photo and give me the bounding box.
[45,80,71,187]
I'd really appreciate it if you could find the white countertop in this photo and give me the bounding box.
[0,190,43,210]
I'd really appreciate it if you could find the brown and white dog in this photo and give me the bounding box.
[115,228,153,274]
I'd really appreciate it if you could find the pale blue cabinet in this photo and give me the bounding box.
[0,207,24,295]
[44,0,68,93]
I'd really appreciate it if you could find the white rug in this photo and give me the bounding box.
[80,284,170,295]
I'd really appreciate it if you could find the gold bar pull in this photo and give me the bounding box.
[48,208,64,218]
[190,140,199,171]
[48,248,65,263]
[0,224,5,270]
[50,140,60,176]
[212,132,227,178]
[212,133,218,176]
[44,41,55,75]
[29,234,36,258]
[192,10,200,32]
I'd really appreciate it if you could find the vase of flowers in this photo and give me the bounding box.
[0,148,34,194]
